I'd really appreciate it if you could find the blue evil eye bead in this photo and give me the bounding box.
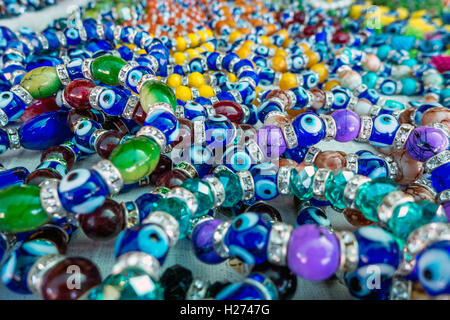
[0,166,30,189]
[414,103,442,125]
[257,100,283,123]
[255,45,270,57]
[224,212,272,265]
[331,87,351,109]
[123,65,152,94]
[218,80,235,92]
[0,128,10,154]
[379,79,398,95]
[356,150,389,179]
[1,239,59,294]
[358,88,380,105]
[290,54,308,73]
[64,28,82,46]
[283,144,308,162]
[58,168,109,215]
[292,111,326,147]
[96,86,129,116]
[258,67,276,86]
[369,114,400,148]
[183,101,207,120]
[215,280,270,300]
[144,107,179,144]
[73,119,102,154]
[189,57,205,74]
[206,52,220,71]
[223,145,253,172]
[354,226,400,269]
[222,53,239,71]
[250,162,279,201]
[135,193,163,222]
[414,240,450,297]
[0,91,26,123]
[344,264,396,300]
[114,224,170,264]
[234,81,256,105]
[289,87,310,110]
[186,145,212,177]
[205,114,235,148]
[301,70,319,89]
[66,59,84,80]
[296,205,331,228]
[252,55,267,68]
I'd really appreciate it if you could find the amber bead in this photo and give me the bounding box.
[391,150,423,185]
[26,224,68,254]
[332,31,350,44]
[399,107,416,125]
[95,130,124,159]
[63,79,96,110]
[238,124,257,143]
[245,201,282,222]
[266,89,291,107]
[41,145,76,170]
[314,151,347,171]
[132,103,146,126]
[67,109,96,131]
[78,198,125,241]
[252,261,297,300]
[309,88,326,110]
[26,169,62,186]
[149,155,173,185]
[421,107,450,131]
[276,158,298,168]
[404,184,436,202]
[342,208,374,227]
[155,169,190,188]
[40,257,102,300]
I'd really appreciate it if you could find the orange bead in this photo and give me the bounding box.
[323,80,341,91]
[306,51,319,68]
[279,72,297,90]
[272,56,287,72]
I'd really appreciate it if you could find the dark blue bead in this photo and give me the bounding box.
[369,114,400,147]
[296,206,331,228]
[258,68,275,86]
[245,103,258,125]
[282,145,308,162]
[183,101,207,120]
[0,167,29,190]
[216,91,235,102]
[216,281,267,300]
[207,52,220,71]
[356,150,389,179]
[222,53,239,71]
[239,70,260,86]
[234,81,256,105]
[64,28,82,46]
[430,163,450,193]
[204,114,235,148]
[0,128,9,154]
[344,264,395,300]
[250,162,278,201]
[86,40,113,54]
[96,86,129,116]
[233,59,253,74]
[83,19,98,40]
[0,90,26,122]
[144,108,179,144]
[289,87,310,110]
[73,119,102,154]
[135,193,163,222]
[189,57,205,73]
[134,31,150,47]
[292,111,326,147]
[66,58,86,80]
[331,87,351,109]
[257,100,283,123]
[103,22,115,41]
[120,26,134,43]
[117,45,133,61]
[43,30,60,50]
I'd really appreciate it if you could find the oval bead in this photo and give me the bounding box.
[139,80,177,113]
[20,67,62,99]
[90,55,127,86]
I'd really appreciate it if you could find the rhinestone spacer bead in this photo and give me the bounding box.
[213,220,231,259]
[193,119,206,145]
[166,187,198,215]
[117,61,139,87]
[122,94,140,119]
[11,85,34,106]
[323,90,334,109]
[312,168,332,200]
[88,86,104,110]
[112,251,161,281]
[142,211,180,247]
[186,278,210,300]
[336,231,359,273]
[237,171,255,200]
[136,74,158,94]
[136,126,167,150]
[40,179,67,219]
[203,176,226,207]
[390,276,412,300]
[245,139,265,164]
[27,254,66,297]
[392,124,414,150]
[320,114,337,141]
[381,154,399,180]
[55,64,70,85]
[277,166,292,195]
[424,150,450,174]
[344,175,371,209]
[92,159,124,194]
[0,109,8,127]
[173,161,198,179]
[437,189,450,205]
[81,58,94,81]
[281,122,298,149]
[267,222,292,266]
[7,128,21,150]
[377,191,414,224]
[304,146,321,166]
[356,116,373,142]
[345,153,359,173]
[122,201,140,229]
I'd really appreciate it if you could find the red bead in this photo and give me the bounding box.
[40,257,102,300]
[332,31,350,45]
[63,79,96,110]
[25,169,62,186]
[95,130,124,159]
[149,155,173,185]
[41,145,76,170]
[171,118,194,149]
[302,25,317,37]
[238,124,257,144]
[103,118,129,135]
[132,103,147,126]
[20,97,60,122]
[293,11,306,24]
[155,169,190,188]
[78,198,125,241]
[212,100,244,123]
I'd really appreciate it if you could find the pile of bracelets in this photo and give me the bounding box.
[0,0,448,301]
[0,0,61,18]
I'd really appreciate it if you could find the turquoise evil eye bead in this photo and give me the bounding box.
[379,78,398,95]
[414,240,450,297]
[368,114,400,148]
[223,212,272,265]
[143,107,179,144]
[73,119,102,154]
[292,112,326,147]
[58,168,109,215]
[250,162,279,201]
[114,223,170,264]
[121,64,154,94]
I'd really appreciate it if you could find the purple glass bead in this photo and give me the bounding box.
[443,202,450,221]
[287,224,340,281]
[256,125,287,159]
[405,126,449,162]
[331,109,361,142]
[191,219,226,264]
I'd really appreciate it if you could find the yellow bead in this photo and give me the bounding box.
[306,51,319,68]
[279,73,297,90]
[174,52,187,65]
[260,36,270,46]
[205,29,213,38]
[272,56,287,72]
[175,86,192,101]
[198,85,215,98]
[310,63,328,83]
[176,37,188,51]
[274,48,287,57]
[299,43,310,53]
[323,80,341,91]
[229,30,242,43]
[202,43,215,52]
[411,10,427,18]
[236,46,250,59]
[197,30,206,42]
[380,15,396,26]
[196,47,205,54]
[349,5,364,19]
[228,72,237,82]
[185,49,199,58]
[167,74,182,88]
[242,40,254,50]
[188,33,200,47]
[136,49,146,55]
[396,8,408,20]
[188,72,205,88]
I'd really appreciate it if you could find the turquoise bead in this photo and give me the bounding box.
[213,167,242,207]
[376,44,391,60]
[362,72,378,89]
[289,166,316,201]
[384,99,405,110]
[400,78,418,95]
[354,177,398,222]
[325,170,355,211]
[181,178,215,217]
[151,197,191,239]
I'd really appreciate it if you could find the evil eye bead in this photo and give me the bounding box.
[292,111,326,147]
[96,87,128,116]
[189,57,205,74]
[255,45,269,57]
[369,114,400,147]
[58,168,109,215]
[234,81,256,105]
[183,101,207,120]
[296,205,331,228]
[414,240,450,297]
[66,59,84,81]
[379,79,398,96]
[224,212,272,265]
[64,28,82,46]
[289,87,309,110]
[143,107,179,144]
[124,65,153,94]
[250,162,279,201]
[290,54,307,73]
[114,223,170,264]
[356,150,389,179]
[301,70,319,89]
[331,87,351,109]
[258,68,276,86]
[0,91,26,123]
[204,114,235,148]
[73,119,102,154]
[223,145,253,172]
[252,55,267,68]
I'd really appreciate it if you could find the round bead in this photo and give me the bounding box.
[250,162,279,201]
[63,79,96,110]
[144,108,179,144]
[331,109,361,142]
[191,219,225,264]
[391,150,423,185]
[296,205,331,228]
[405,126,449,162]
[213,166,243,207]
[256,125,287,159]
[181,178,215,217]
[204,114,235,148]
[212,100,244,123]
[155,169,190,189]
[292,112,326,147]
[246,202,282,223]
[314,151,347,171]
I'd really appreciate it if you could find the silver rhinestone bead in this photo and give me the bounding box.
[122,201,140,228]
[277,166,292,195]
[88,86,103,110]
[274,72,282,86]
[304,146,321,166]
[122,94,139,119]
[377,191,414,224]
[347,95,358,111]
[323,90,334,109]
[55,64,70,86]
[113,25,122,42]
[237,171,255,200]
[356,116,373,142]
[191,87,200,100]
[381,154,399,180]
[344,175,371,209]
[392,123,414,150]
[312,168,332,200]
[136,74,158,94]
[390,276,412,300]
[352,84,367,97]
[345,153,359,172]
[336,231,359,273]
[369,104,382,117]
[7,128,21,150]
[96,24,105,39]
[437,189,450,205]
[215,54,225,70]
[228,57,240,73]
[281,122,298,149]
[27,254,66,297]
[286,90,297,109]
[0,109,9,127]
[55,31,67,47]
[204,176,225,207]
[81,58,94,81]
[229,89,243,104]
[245,139,265,164]
[36,34,49,51]
[267,222,292,266]
[136,126,167,150]
[424,150,450,174]
[213,220,231,258]
[167,187,198,215]
[40,179,66,219]
[204,103,216,117]
[92,159,124,194]
[186,278,210,300]
[320,114,337,141]
[240,76,256,88]
[10,85,34,106]
[193,119,206,145]
[118,61,139,87]
[142,211,180,247]
[112,251,161,281]
[173,161,198,179]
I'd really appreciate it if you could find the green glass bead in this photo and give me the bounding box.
[181,178,215,217]
[151,197,191,239]
[20,67,62,99]
[289,166,316,201]
[90,55,127,86]
[140,80,177,113]
[213,167,242,207]
[388,200,447,241]
[109,136,160,184]
[325,170,355,211]
[0,185,50,233]
[355,177,398,222]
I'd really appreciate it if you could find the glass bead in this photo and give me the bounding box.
[252,262,297,300]
[41,145,76,171]
[151,197,191,239]
[354,177,398,222]
[215,281,268,300]
[204,114,235,148]
[212,100,244,123]
[160,265,193,300]
[20,97,60,122]
[139,80,177,113]
[246,201,282,223]
[342,208,374,227]
[95,130,124,159]
[183,101,207,121]
[155,169,190,189]
[25,168,62,186]
[405,126,449,162]
[430,162,450,193]
[73,119,102,154]
[256,125,287,159]
[296,205,331,228]
[292,112,326,147]
[90,55,126,86]
[181,178,215,217]
[289,166,316,201]
[314,151,347,171]
[287,224,340,281]
[356,150,389,180]
[213,166,243,207]
[191,219,225,264]
[135,193,163,222]
[125,65,153,94]
[224,212,272,265]
[144,108,179,144]
[369,114,400,147]
[331,87,352,109]
[96,86,129,116]
[20,66,62,99]
[0,166,29,189]
[109,136,160,185]
[283,145,308,163]
[63,79,96,110]
[223,145,253,172]
[250,162,279,201]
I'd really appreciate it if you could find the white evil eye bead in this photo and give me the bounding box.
[58,168,109,215]
[415,241,450,297]
[126,66,151,94]
[143,109,179,144]
[189,58,204,73]
[369,114,400,147]
[0,91,24,121]
[379,79,397,95]
[259,68,275,86]
[302,71,319,89]
[291,55,306,73]
[97,87,128,116]
[250,162,279,201]
[331,88,350,109]
[73,119,102,153]
[223,145,252,172]
[292,112,326,147]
